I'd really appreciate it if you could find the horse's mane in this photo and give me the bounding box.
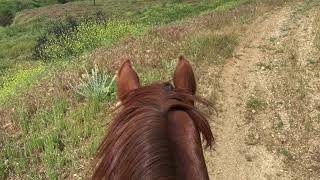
[92,82,214,179]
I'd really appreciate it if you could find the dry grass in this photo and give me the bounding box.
[13,1,98,25]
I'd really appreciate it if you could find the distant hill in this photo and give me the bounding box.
[0,0,81,26]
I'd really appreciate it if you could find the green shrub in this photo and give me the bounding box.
[70,66,116,101]
[33,16,145,61]
[0,9,14,26]
[0,1,16,26]
[0,0,83,26]
[246,96,267,110]
[57,0,68,3]
[32,0,243,61]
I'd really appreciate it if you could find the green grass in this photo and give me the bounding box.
[0,0,244,73]
[0,21,46,59]
[3,55,177,179]
[36,20,146,61]
[0,65,46,106]
[1,96,108,178]
[136,3,208,25]
[2,0,246,109]
[33,0,244,62]
[279,147,290,156]
[273,114,284,129]
[133,0,248,25]
[136,60,177,85]
[278,147,293,160]
[246,96,267,110]
[0,17,51,85]
[215,0,247,11]
[187,34,238,64]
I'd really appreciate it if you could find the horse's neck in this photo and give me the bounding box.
[168,111,209,180]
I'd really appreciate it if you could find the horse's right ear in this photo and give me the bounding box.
[173,56,196,94]
[117,60,140,100]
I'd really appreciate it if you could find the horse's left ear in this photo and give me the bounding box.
[117,60,140,100]
[173,56,196,94]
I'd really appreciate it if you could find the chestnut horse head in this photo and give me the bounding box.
[92,56,214,180]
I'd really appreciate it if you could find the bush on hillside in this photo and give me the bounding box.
[69,66,116,101]
[33,13,104,60]
[33,12,144,61]
[0,10,14,26]
[57,0,70,4]
[0,0,78,26]
[0,0,80,26]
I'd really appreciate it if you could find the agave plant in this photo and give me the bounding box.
[70,66,116,101]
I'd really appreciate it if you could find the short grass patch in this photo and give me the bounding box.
[136,3,207,25]
[0,65,46,106]
[135,59,177,85]
[215,0,247,11]
[274,114,285,129]
[187,33,238,64]
[246,96,267,111]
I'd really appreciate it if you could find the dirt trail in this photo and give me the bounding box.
[202,2,319,180]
